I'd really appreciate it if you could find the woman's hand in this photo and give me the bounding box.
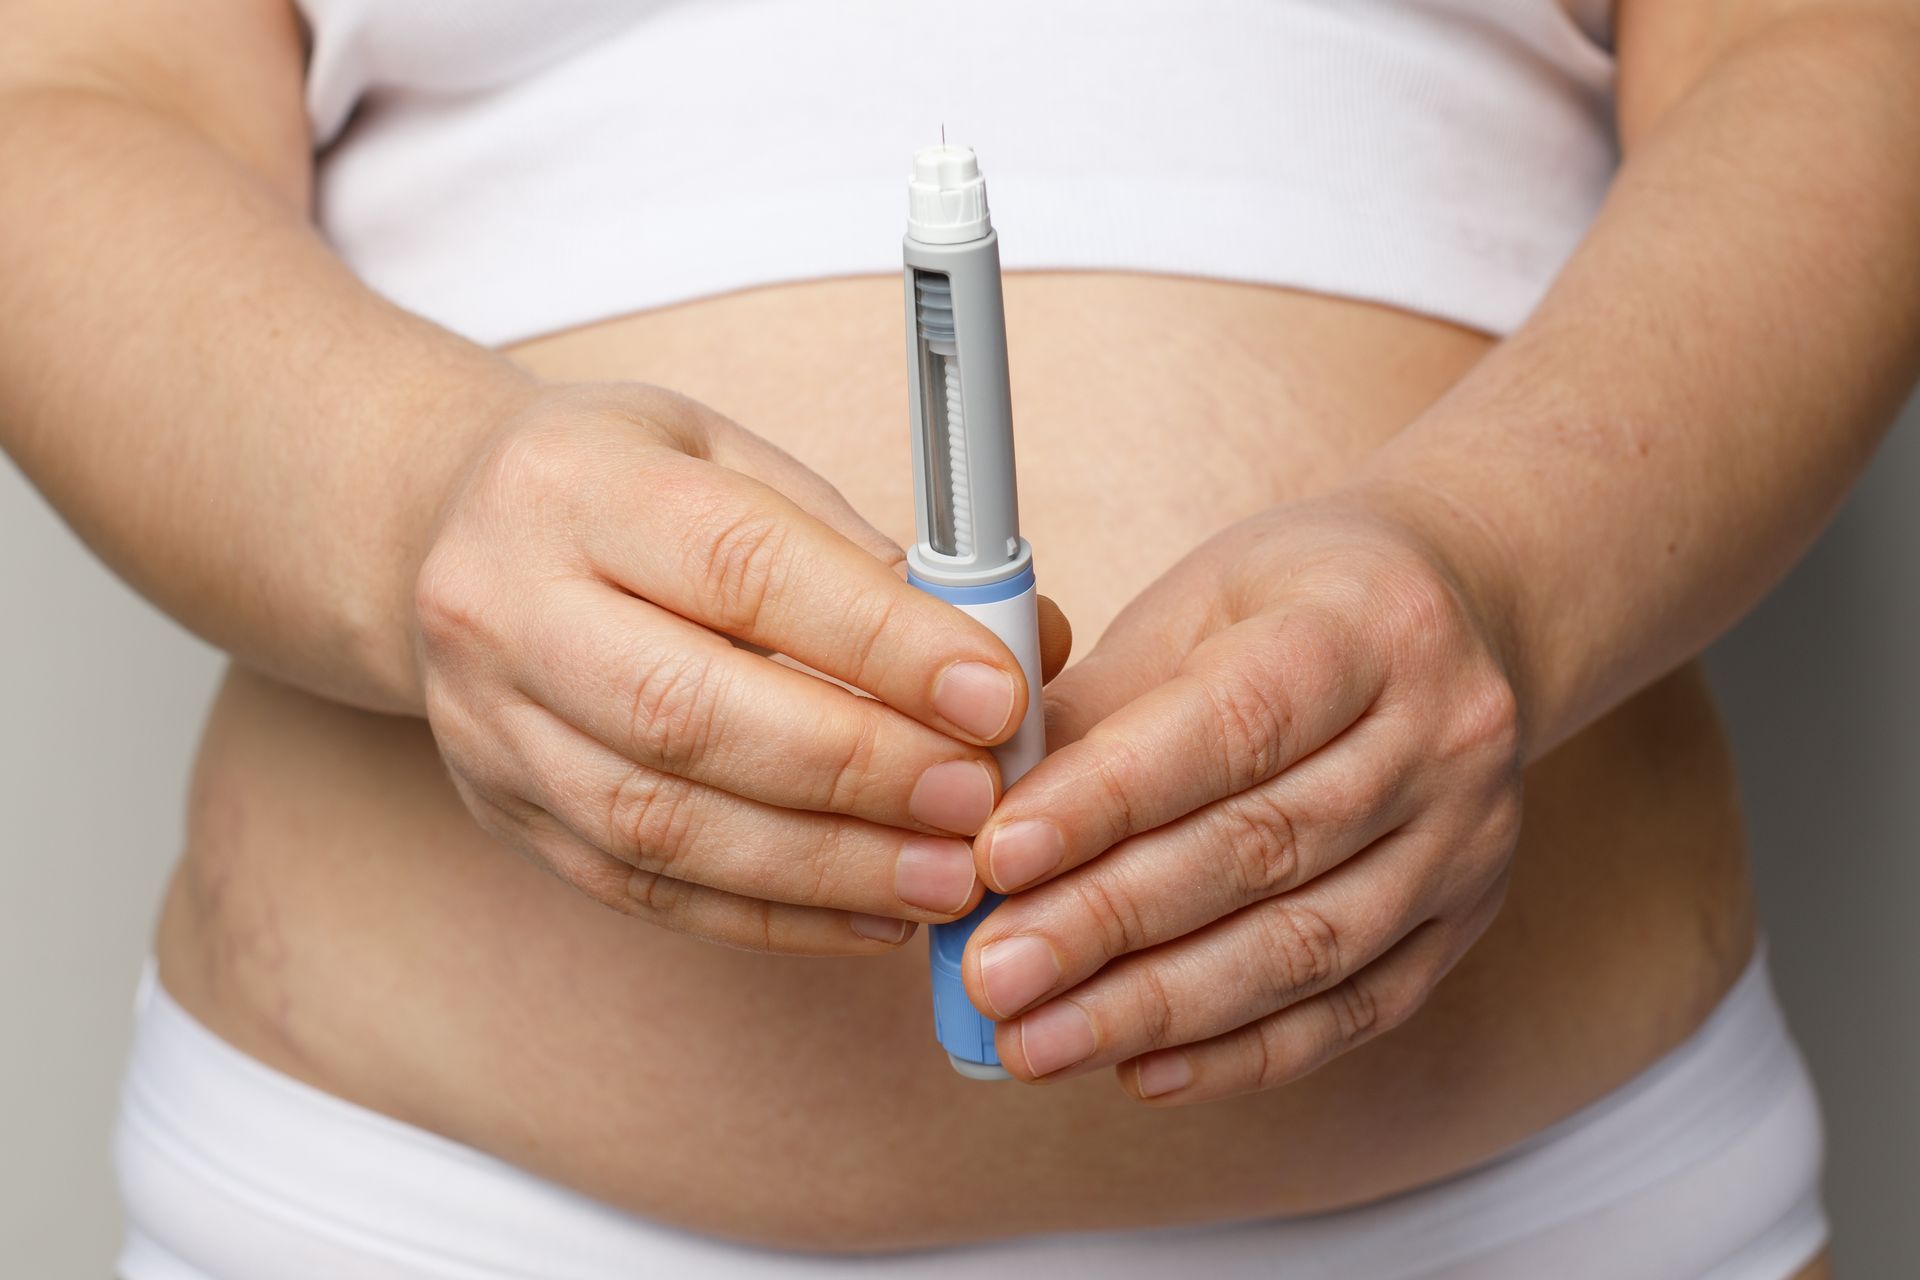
[962,491,1522,1102]
[415,382,1064,955]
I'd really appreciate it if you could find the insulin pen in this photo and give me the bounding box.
[902,143,1046,1079]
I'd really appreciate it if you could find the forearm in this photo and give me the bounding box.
[1354,5,1920,756]
[0,84,536,713]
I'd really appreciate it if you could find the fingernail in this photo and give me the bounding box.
[895,836,977,914]
[933,662,1017,741]
[908,760,996,834]
[1017,1001,1097,1077]
[987,820,1064,891]
[850,913,911,943]
[1134,1051,1193,1098]
[979,936,1061,1016]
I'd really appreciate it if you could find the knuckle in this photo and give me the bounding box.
[484,422,560,489]
[1376,971,1433,1031]
[1084,736,1142,838]
[1480,867,1516,921]
[1256,900,1343,997]
[755,906,850,957]
[700,898,835,957]
[1481,789,1525,850]
[799,819,850,906]
[625,650,722,773]
[1126,962,1181,1046]
[543,837,641,913]
[423,698,519,800]
[1341,750,1412,831]
[1327,975,1385,1045]
[754,896,778,952]
[446,773,512,839]
[1379,558,1459,647]
[605,766,700,870]
[621,385,715,457]
[1442,670,1522,766]
[438,740,508,803]
[1221,789,1302,898]
[841,593,898,695]
[691,503,789,631]
[621,867,696,919]
[412,547,491,656]
[478,421,586,521]
[1244,1019,1289,1091]
[419,672,468,743]
[1204,670,1292,791]
[1068,874,1153,960]
[819,710,883,815]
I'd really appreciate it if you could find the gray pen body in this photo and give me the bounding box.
[902,230,1029,590]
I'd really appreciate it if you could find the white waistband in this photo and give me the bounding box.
[297,0,1616,346]
[114,950,1826,1279]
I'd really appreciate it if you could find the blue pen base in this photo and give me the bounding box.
[929,893,1007,1075]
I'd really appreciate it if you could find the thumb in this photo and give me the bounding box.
[1037,594,1073,684]
[1041,618,1189,751]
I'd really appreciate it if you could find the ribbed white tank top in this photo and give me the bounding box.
[295,1,1617,347]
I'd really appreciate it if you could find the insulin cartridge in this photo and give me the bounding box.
[902,144,1046,1079]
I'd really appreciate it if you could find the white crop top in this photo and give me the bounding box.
[295,0,1618,348]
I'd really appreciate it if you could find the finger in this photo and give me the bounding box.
[495,703,985,922]
[587,450,1029,745]
[1039,593,1200,748]
[705,423,909,565]
[1120,918,1468,1105]
[964,723,1418,1019]
[470,789,920,956]
[1036,556,1228,744]
[1037,594,1073,684]
[516,579,1002,835]
[977,610,1386,894]
[989,830,1434,1083]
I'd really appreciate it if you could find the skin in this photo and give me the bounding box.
[414,382,1061,950]
[961,0,1920,1103]
[3,0,1912,1268]
[152,278,1764,1249]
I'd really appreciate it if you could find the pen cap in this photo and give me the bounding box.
[907,145,991,244]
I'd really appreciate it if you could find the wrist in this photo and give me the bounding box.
[378,367,550,716]
[1328,469,1555,758]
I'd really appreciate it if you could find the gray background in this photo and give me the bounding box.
[2,393,1915,1276]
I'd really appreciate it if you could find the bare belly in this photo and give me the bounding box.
[156,274,1757,1251]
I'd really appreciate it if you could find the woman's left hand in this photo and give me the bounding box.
[963,490,1525,1104]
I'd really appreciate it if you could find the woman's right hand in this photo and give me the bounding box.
[413,382,1040,954]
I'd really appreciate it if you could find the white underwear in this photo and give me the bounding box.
[114,948,1827,1280]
